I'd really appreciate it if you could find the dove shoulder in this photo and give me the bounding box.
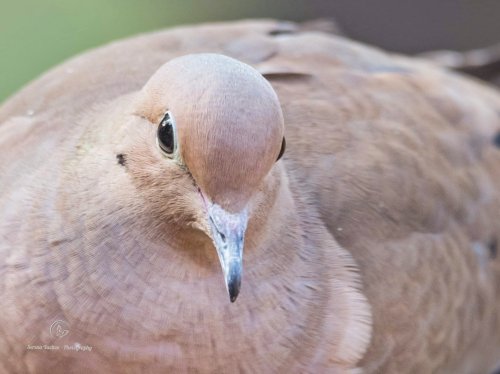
[257,27,500,373]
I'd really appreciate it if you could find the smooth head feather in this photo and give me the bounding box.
[135,53,285,212]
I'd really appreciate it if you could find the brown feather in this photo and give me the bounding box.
[1,19,500,373]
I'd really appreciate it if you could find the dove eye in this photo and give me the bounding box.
[276,137,286,161]
[157,111,177,157]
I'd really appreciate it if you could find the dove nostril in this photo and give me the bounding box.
[220,232,226,242]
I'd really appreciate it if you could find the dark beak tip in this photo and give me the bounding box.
[227,277,241,303]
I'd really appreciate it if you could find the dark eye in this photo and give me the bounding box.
[157,111,176,156]
[276,137,286,161]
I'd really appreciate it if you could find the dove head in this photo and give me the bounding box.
[137,54,284,210]
[133,54,285,302]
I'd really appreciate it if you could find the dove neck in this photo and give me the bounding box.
[49,162,371,370]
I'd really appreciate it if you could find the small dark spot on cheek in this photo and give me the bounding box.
[488,238,497,259]
[116,153,126,166]
[493,132,500,148]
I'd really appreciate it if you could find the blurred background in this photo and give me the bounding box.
[2,0,500,103]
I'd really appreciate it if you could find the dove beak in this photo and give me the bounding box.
[207,203,248,303]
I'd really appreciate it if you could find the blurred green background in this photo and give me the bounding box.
[2,0,500,103]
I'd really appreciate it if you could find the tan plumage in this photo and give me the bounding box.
[1,19,500,373]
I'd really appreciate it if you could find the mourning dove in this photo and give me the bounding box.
[1,19,500,374]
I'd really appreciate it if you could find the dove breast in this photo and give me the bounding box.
[1,19,500,374]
